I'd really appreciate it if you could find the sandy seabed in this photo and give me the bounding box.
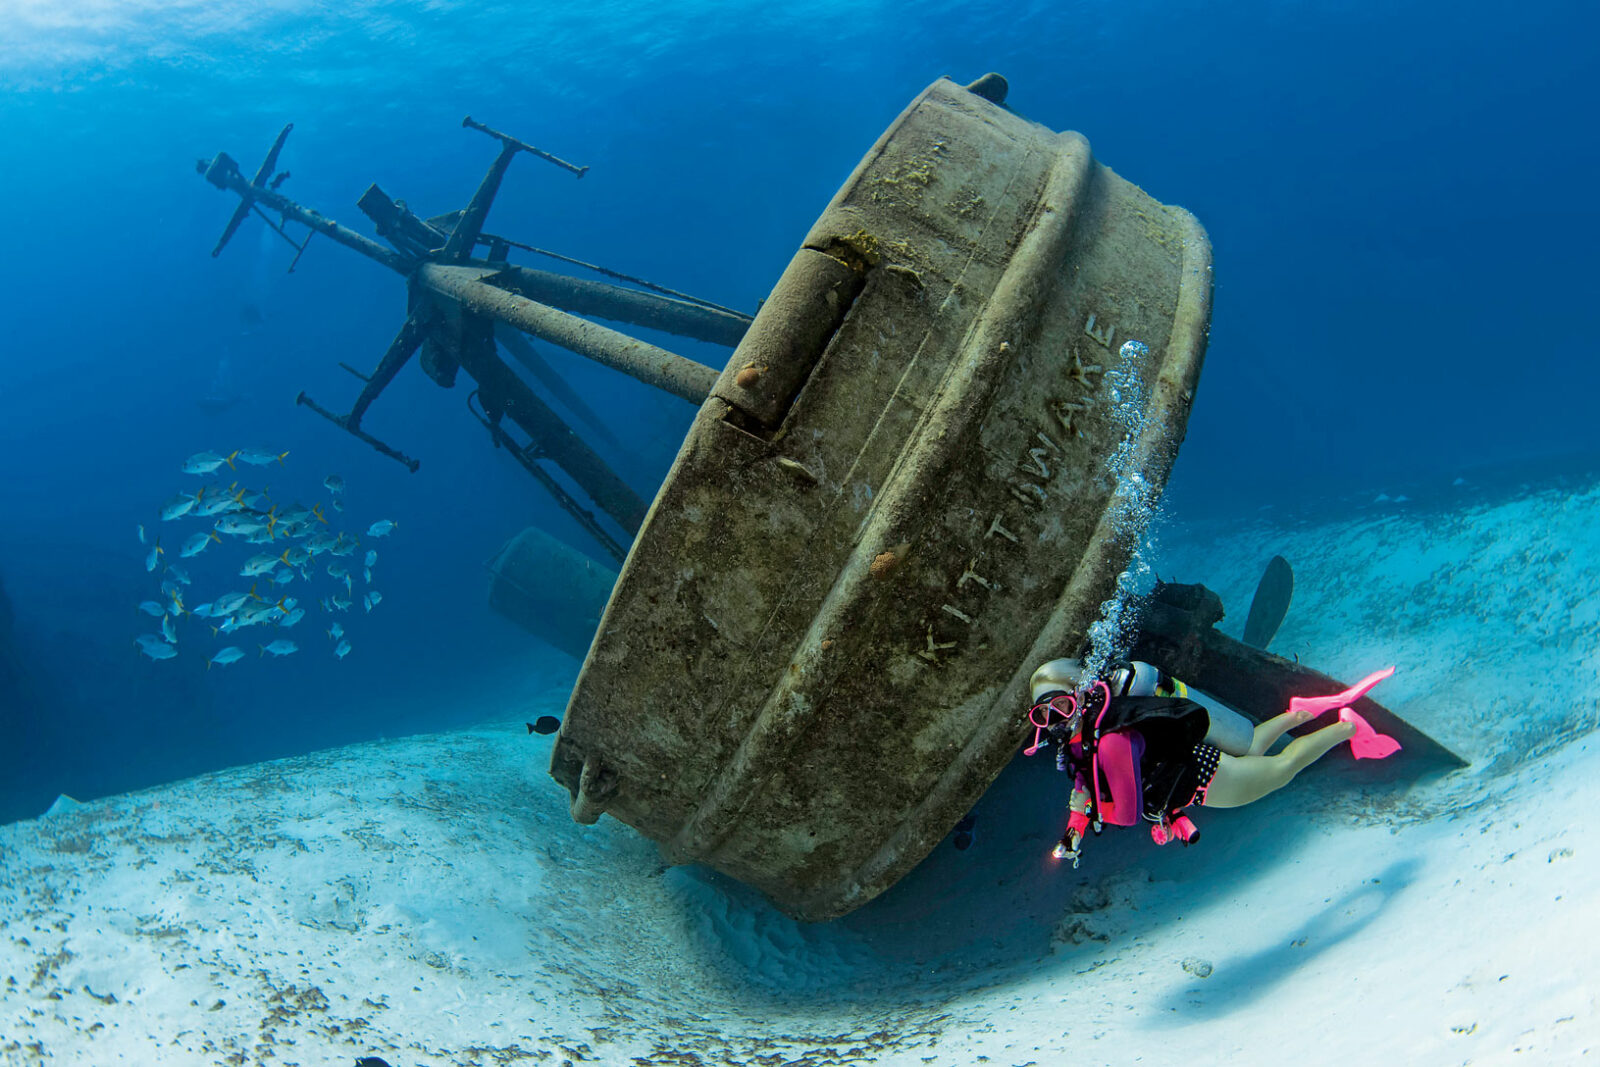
[3,477,1597,1066]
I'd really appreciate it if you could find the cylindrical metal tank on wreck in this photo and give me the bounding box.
[487,526,619,662]
[551,75,1212,920]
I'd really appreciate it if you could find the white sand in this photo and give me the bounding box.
[3,479,1597,1066]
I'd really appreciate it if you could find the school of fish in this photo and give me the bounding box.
[135,448,398,666]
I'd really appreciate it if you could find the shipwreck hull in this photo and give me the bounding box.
[551,77,1212,920]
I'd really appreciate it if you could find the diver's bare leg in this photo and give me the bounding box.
[1201,720,1358,808]
[1248,708,1317,755]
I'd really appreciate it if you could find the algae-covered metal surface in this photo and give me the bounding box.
[552,76,1213,920]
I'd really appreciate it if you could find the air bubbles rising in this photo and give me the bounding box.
[1078,337,1166,686]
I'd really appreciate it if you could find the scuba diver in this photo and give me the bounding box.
[1026,658,1398,867]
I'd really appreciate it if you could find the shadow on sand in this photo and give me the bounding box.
[1147,856,1421,1022]
[654,739,1426,1016]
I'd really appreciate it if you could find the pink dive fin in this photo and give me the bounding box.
[1338,707,1402,760]
[1288,666,1396,719]
[1290,666,1401,760]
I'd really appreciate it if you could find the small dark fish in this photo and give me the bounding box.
[355,1058,394,1067]
[527,716,561,735]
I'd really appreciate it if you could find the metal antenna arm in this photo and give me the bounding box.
[441,140,520,262]
[202,123,293,258]
[461,116,589,178]
[296,392,421,473]
[290,311,431,472]
[251,123,293,187]
[346,310,429,426]
[444,118,589,262]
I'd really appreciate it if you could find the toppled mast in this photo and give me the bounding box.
[196,118,752,563]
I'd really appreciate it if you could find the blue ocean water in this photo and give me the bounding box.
[0,0,1595,826]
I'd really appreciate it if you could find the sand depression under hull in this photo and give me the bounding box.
[3,476,1597,1065]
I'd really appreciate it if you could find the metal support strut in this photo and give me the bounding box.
[416,264,720,405]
